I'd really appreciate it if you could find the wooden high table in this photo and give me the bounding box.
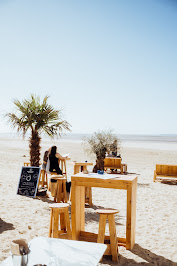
[71,172,137,250]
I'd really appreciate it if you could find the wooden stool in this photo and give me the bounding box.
[24,162,30,166]
[49,203,72,239]
[96,209,119,262]
[38,169,48,188]
[51,175,67,203]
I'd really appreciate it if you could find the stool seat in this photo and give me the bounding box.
[50,174,63,178]
[96,209,119,215]
[96,208,119,262]
[49,203,71,239]
[49,203,69,209]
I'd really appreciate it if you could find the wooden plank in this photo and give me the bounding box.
[108,214,118,261]
[48,208,53,237]
[97,214,107,243]
[72,179,128,190]
[79,231,126,245]
[126,181,137,250]
[71,182,85,239]
[64,208,72,239]
[153,170,156,182]
[53,209,59,238]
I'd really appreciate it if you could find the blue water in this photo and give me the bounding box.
[0,132,177,151]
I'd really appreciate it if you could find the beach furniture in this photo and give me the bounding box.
[50,175,67,203]
[104,157,127,174]
[59,157,71,179]
[154,164,177,182]
[96,209,119,261]
[71,172,137,250]
[49,203,72,239]
[23,162,30,166]
[38,169,48,188]
[70,161,93,206]
[0,237,107,266]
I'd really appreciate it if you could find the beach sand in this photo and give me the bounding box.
[0,137,177,265]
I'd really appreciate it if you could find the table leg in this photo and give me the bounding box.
[126,181,137,249]
[71,182,85,240]
[74,165,80,174]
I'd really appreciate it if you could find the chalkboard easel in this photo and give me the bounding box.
[17,166,41,198]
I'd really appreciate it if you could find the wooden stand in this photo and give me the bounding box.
[104,158,127,174]
[96,209,119,262]
[59,157,71,179]
[51,175,67,203]
[24,162,30,166]
[38,169,48,188]
[70,162,93,206]
[49,203,72,239]
[154,164,177,182]
[71,173,137,250]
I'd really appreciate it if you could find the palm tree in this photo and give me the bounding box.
[6,94,71,167]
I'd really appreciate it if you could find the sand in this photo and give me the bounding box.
[0,137,177,265]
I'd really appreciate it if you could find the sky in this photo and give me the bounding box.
[0,0,177,135]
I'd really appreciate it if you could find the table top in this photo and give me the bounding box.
[0,237,106,266]
[71,172,137,189]
[69,162,93,166]
[60,157,71,161]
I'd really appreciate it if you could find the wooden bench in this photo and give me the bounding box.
[153,164,177,182]
[104,158,127,174]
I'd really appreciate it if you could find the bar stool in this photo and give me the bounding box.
[51,175,67,203]
[49,203,72,239]
[96,209,119,262]
[38,169,48,188]
[24,162,30,166]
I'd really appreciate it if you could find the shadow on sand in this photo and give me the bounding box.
[0,218,15,234]
[101,243,176,265]
[161,180,177,186]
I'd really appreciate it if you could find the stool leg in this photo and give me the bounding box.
[49,208,53,237]
[88,187,92,207]
[45,172,48,188]
[97,214,107,243]
[64,208,72,239]
[60,212,66,232]
[63,180,67,203]
[108,214,118,262]
[53,209,59,238]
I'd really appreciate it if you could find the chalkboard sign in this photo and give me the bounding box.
[17,166,41,198]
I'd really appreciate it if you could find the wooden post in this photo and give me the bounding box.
[108,214,118,261]
[126,180,137,249]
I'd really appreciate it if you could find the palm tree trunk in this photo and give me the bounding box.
[29,129,41,167]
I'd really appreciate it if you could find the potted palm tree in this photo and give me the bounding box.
[83,130,120,173]
[6,94,71,167]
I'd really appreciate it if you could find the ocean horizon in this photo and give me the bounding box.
[0,132,177,151]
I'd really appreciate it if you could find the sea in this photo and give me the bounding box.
[0,132,177,151]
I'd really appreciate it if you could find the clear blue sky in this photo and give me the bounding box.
[0,0,177,135]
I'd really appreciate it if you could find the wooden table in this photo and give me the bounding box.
[69,162,93,174]
[70,162,93,206]
[71,173,137,250]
